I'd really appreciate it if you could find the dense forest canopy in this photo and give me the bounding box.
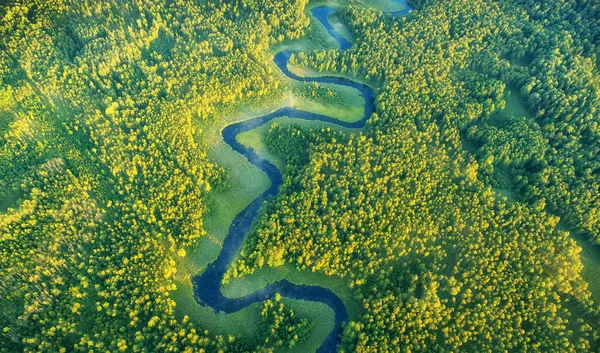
[1,0,599,352]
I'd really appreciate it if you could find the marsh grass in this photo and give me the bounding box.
[169,1,385,348]
[172,279,336,353]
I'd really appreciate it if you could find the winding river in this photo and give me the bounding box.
[192,2,412,352]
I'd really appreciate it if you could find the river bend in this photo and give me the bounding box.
[192,2,411,352]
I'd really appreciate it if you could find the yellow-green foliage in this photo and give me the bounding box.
[0,0,317,351]
[230,0,600,352]
[1,0,600,352]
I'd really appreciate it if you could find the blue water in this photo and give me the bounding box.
[391,0,413,17]
[192,4,410,353]
[312,7,352,50]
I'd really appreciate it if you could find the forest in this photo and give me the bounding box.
[1,0,599,352]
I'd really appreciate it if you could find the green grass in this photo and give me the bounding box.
[503,86,530,119]
[327,11,354,44]
[236,126,286,172]
[0,187,23,213]
[181,141,271,277]
[488,85,531,127]
[291,81,365,123]
[279,298,335,353]
[568,230,600,304]
[0,110,14,136]
[205,142,270,244]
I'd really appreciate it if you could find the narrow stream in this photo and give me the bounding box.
[192,2,412,352]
